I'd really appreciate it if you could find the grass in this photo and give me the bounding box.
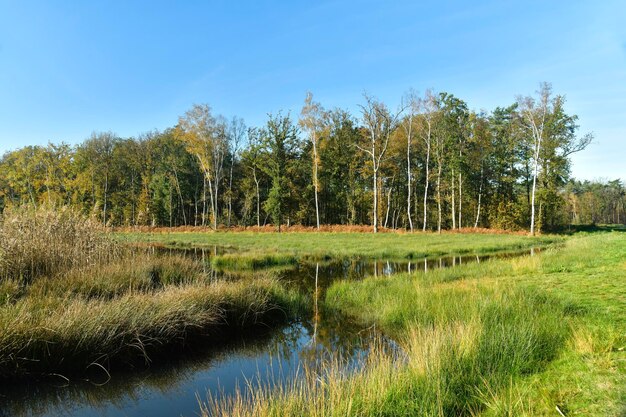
[211,253,299,271]
[0,209,306,379]
[202,231,626,416]
[0,270,302,378]
[0,207,120,281]
[0,254,307,378]
[117,230,560,261]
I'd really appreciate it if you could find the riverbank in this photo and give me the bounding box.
[117,230,559,261]
[203,231,625,416]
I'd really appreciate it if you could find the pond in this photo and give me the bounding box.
[0,248,539,417]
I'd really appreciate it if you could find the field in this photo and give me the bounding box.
[117,230,559,260]
[203,231,626,416]
[0,210,623,416]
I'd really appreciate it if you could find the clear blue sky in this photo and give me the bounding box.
[0,0,624,180]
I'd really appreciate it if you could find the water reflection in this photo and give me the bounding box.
[0,247,539,417]
[0,311,382,417]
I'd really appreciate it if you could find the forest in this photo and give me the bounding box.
[1,82,621,233]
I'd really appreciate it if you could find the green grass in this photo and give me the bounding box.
[203,232,626,416]
[211,252,299,271]
[0,255,305,379]
[117,231,560,260]
[0,209,307,379]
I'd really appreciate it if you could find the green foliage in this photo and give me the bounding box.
[0,88,604,230]
[261,113,300,230]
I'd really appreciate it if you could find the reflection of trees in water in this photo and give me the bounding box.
[2,248,539,417]
[0,326,283,417]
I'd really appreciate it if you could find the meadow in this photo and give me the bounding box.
[202,231,625,417]
[0,209,623,416]
[117,229,559,261]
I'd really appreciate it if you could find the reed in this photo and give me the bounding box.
[0,207,120,282]
[0,208,305,379]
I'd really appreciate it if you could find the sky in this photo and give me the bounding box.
[0,0,624,180]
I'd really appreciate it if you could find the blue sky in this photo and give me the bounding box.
[0,0,624,180]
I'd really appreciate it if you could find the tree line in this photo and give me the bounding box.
[1,82,612,233]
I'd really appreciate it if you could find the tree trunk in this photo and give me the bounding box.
[423,140,430,231]
[530,139,541,235]
[436,162,442,234]
[227,158,234,228]
[384,186,391,229]
[406,120,413,232]
[202,177,207,226]
[458,171,462,228]
[474,166,483,228]
[313,138,320,230]
[173,167,187,225]
[373,167,378,233]
[451,170,456,229]
[254,170,260,227]
[103,172,108,226]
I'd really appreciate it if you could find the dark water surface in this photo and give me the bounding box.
[0,248,538,417]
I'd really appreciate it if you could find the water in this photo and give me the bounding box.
[0,248,538,417]
[0,314,381,417]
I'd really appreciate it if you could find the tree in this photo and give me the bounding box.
[518,83,592,234]
[418,90,437,231]
[401,90,419,232]
[438,93,469,230]
[517,83,551,235]
[261,113,299,231]
[177,104,228,229]
[358,95,403,233]
[299,92,325,230]
[76,132,117,225]
[319,109,363,224]
[226,117,246,227]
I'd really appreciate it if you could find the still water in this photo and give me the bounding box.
[0,248,538,417]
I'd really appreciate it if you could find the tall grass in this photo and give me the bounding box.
[0,207,120,282]
[0,275,299,378]
[203,233,626,416]
[202,283,568,416]
[0,208,305,378]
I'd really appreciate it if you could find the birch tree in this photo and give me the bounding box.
[419,90,437,231]
[401,90,419,232]
[358,95,403,233]
[177,104,227,230]
[299,92,324,230]
[517,83,551,235]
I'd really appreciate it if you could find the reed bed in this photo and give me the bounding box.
[0,207,121,282]
[0,208,304,379]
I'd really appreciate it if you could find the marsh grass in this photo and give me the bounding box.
[27,253,208,300]
[0,275,300,378]
[0,207,121,282]
[0,209,306,379]
[202,284,568,416]
[202,233,626,416]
